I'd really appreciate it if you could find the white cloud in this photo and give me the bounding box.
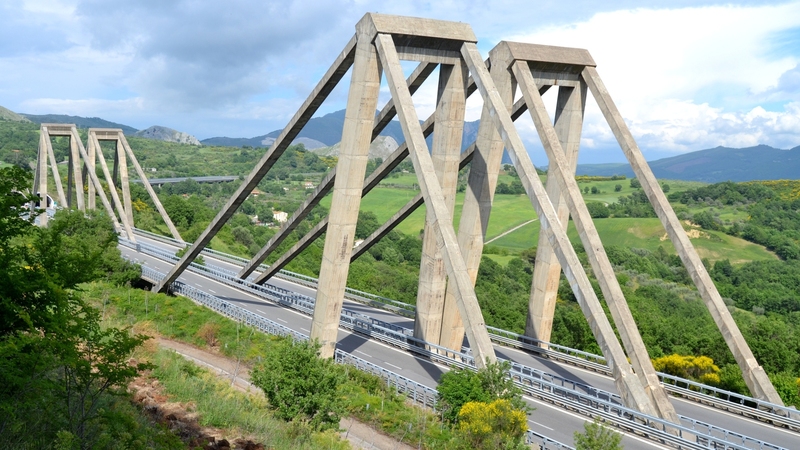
[508,3,800,157]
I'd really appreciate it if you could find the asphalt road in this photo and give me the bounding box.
[121,235,799,449]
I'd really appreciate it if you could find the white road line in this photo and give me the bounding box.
[300,328,309,332]
[256,309,267,315]
[276,318,288,323]
[385,362,402,370]
[355,350,371,358]
[528,420,553,431]
[209,289,216,294]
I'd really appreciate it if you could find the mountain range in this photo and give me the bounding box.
[574,144,800,183]
[4,105,799,183]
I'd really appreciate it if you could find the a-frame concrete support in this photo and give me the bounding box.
[35,124,126,236]
[459,41,657,415]
[581,66,783,405]
[414,61,468,345]
[87,129,182,242]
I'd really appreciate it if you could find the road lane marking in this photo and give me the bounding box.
[385,362,402,370]
[209,289,216,294]
[355,350,371,358]
[256,309,267,315]
[276,318,288,323]
[528,420,553,431]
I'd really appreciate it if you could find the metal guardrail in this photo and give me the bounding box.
[124,240,787,450]
[138,264,572,450]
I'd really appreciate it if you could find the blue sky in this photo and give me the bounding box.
[1,0,798,164]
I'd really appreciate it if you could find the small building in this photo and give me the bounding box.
[304,181,315,189]
[273,211,288,223]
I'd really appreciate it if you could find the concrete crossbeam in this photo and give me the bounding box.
[582,65,783,405]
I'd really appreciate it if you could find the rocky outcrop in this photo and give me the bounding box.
[134,126,201,145]
[313,135,399,160]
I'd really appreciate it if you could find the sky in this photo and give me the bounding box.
[1,0,799,164]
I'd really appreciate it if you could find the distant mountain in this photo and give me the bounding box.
[575,145,800,182]
[21,113,138,135]
[0,105,31,122]
[134,126,201,145]
[200,109,481,153]
[314,135,399,160]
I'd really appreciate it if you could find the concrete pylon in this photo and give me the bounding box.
[414,61,468,345]
[311,22,383,358]
[525,83,584,345]
[88,133,136,241]
[461,41,657,415]
[508,46,678,422]
[581,66,784,405]
[439,43,517,352]
[373,27,496,368]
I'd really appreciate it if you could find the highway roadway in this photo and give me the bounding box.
[120,234,799,449]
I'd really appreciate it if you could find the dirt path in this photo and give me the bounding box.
[484,219,537,245]
[156,338,416,450]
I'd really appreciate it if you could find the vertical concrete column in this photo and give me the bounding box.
[439,45,515,352]
[87,134,96,210]
[514,62,678,422]
[90,134,136,242]
[414,62,468,345]
[116,139,134,226]
[69,134,85,211]
[526,84,585,344]
[583,66,783,405]
[46,133,68,207]
[37,129,49,226]
[377,34,497,368]
[74,133,123,233]
[310,30,382,359]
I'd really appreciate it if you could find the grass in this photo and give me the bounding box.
[489,217,776,263]
[86,281,459,449]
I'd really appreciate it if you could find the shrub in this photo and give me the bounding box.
[438,361,527,424]
[456,399,527,449]
[251,338,345,430]
[574,418,622,450]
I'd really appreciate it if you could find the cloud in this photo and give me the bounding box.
[73,0,357,110]
[506,3,800,158]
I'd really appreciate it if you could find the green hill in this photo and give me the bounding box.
[0,105,31,122]
[21,113,138,135]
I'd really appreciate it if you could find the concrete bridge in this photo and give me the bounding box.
[131,175,239,187]
[31,13,799,449]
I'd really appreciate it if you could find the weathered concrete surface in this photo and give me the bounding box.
[414,61,467,345]
[514,59,677,422]
[311,26,382,359]
[376,32,496,368]
[462,41,655,415]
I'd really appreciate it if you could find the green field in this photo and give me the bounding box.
[324,174,776,265]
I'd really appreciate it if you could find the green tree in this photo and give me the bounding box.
[438,360,527,424]
[574,418,623,450]
[251,338,345,430]
[630,178,641,189]
[456,399,527,450]
[614,184,622,192]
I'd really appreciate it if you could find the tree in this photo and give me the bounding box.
[251,338,345,430]
[574,418,623,450]
[630,178,641,189]
[438,360,527,424]
[614,184,622,192]
[591,186,599,194]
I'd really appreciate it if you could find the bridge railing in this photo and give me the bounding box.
[138,264,573,450]
[124,238,799,439]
